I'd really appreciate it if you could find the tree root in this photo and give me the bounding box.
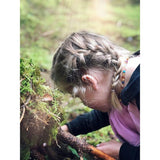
[57,128,115,160]
[20,95,31,123]
[20,106,26,123]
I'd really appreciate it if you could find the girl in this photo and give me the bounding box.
[51,31,140,160]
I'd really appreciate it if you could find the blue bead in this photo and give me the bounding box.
[123,70,126,73]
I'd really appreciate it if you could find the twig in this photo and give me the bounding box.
[55,137,61,148]
[20,95,31,123]
[20,78,26,83]
[20,106,26,123]
[20,95,31,108]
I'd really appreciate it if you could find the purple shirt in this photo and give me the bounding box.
[109,102,140,146]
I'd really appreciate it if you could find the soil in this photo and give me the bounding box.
[20,70,74,160]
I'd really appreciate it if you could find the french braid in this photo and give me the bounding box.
[51,31,130,109]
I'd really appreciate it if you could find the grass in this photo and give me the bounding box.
[79,125,116,146]
[21,0,140,70]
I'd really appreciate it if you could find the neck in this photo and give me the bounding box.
[124,56,140,86]
[115,56,140,96]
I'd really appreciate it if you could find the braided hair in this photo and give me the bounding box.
[51,31,130,109]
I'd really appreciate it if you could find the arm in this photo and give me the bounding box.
[65,109,110,136]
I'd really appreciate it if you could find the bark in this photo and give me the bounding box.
[57,128,115,160]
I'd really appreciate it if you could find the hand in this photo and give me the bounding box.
[96,140,122,159]
[61,125,69,132]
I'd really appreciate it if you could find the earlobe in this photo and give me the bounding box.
[82,75,98,90]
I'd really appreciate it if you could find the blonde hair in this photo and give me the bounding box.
[51,31,130,109]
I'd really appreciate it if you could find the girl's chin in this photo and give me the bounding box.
[99,108,109,112]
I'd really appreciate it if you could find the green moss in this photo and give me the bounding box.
[20,58,45,96]
[20,58,67,155]
[79,126,115,146]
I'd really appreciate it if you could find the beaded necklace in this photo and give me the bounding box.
[121,58,129,88]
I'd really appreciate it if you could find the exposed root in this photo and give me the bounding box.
[20,78,26,83]
[55,137,61,148]
[20,105,26,123]
[20,95,31,123]
[57,128,116,160]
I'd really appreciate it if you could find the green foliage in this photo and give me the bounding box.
[68,146,87,160]
[20,58,45,97]
[21,0,140,72]
[20,57,67,124]
[20,58,68,159]
[68,146,80,158]
[105,3,140,51]
[20,47,53,70]
[110,0,139,5]
[78,126,115,146]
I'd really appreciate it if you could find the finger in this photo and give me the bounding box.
[96,142,107,147]
[96,146,108,155]
[61,125,69,132]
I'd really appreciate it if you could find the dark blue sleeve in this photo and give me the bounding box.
[66,110,110,136]
[120,143,140,160]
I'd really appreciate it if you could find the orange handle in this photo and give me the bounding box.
[89,145,116,160]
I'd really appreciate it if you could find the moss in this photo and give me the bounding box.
[20,58,43,96]
[20,58,67,159]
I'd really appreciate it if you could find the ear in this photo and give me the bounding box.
[81,74,98,90]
